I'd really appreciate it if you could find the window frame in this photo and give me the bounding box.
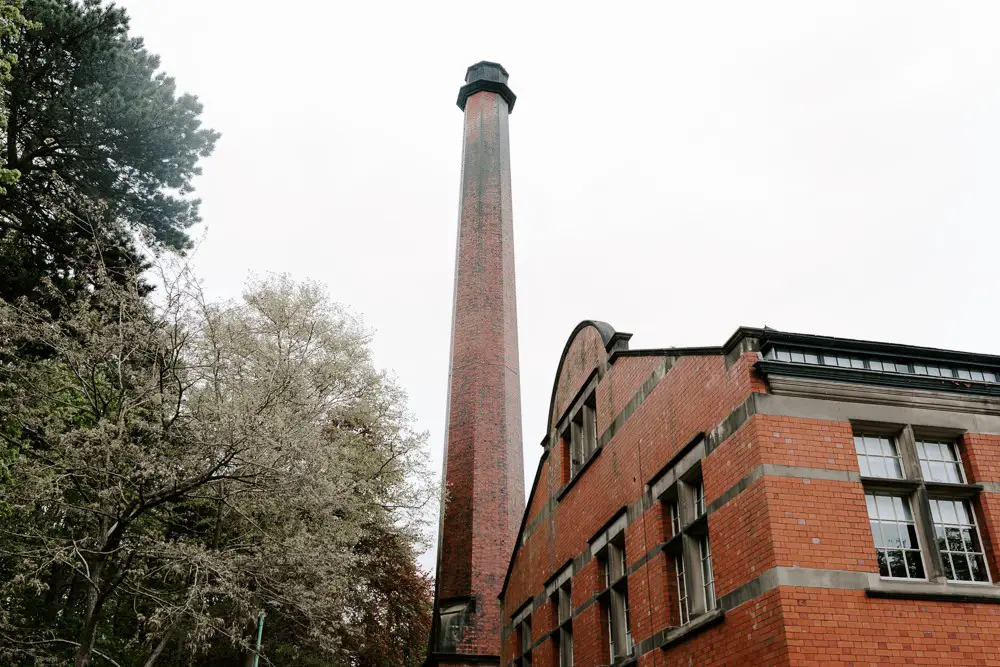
[659,465,716,627]
[594,520,632,664]
[563,390,598,483]
[547,567,574,667]
[852,422,993,587]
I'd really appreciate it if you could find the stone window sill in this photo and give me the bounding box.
[866,578,1000,604]
[659,608,725,651]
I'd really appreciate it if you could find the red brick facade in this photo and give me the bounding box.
[499,324,1000,666]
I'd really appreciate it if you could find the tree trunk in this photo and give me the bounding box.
[73,558,106,667]
[142,628,173,667]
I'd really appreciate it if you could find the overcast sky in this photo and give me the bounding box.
[119,0,1000,570]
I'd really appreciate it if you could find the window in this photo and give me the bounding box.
[514,612,532,666]
[764,347,1000,384]
[566,392,597,480]
[855,425,993,587]
[854,434,903,479]
[675,554,689,625]
[547,567,573,667]
[865,493,925,579]
[596,524,631,663]
[661,470,716,627]
[931,499,990,583]
[917,440,965,484]
[699,536,716,610]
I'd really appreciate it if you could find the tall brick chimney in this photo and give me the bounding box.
[428,62,525,666]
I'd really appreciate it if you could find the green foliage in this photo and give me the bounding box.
[0,0,34,192]
[0,0,218,306]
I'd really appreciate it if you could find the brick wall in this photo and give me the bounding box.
[499,330,1000,666]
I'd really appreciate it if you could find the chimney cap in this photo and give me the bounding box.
[457,61,516,112]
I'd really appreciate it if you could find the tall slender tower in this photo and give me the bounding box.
[429,62,525,666]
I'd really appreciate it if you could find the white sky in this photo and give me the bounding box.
[119,0,1000,571]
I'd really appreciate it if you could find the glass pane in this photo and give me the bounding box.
[930,461,947,483]
[854,436,867,455]
[885,523,904,549]
[927,366,941,377]
[888,550,907,577]
[870,520,885,548]
[946,462,962,484]
[902,524,919,549]
[914,365,928,375]
[876,495,895,519]
[942,553,955,580]
[906,551,925,579]
[952,553,972,581]
[822,354,837,366]
[858,457,871,477]
[954,501,971,524]
[777,349,791,362]
[876,551,890,577]
[893,496,910,521]
[971,555,989,582]
[870,360,883,372]
[920,461,931,479]
[957,368,971,380]
[865,495,877,517]
[869,456,887,478]
[790,351,805,363]
[940,500,958,524]
[946,527,964,552]
[888,457,903,479]
[804,352,819,364]
[961,528,976,552]
[972,370,985,382]
[879,437,897,457]
[930,500,941,523]
[986,372,998,383]
[851,358,865,369]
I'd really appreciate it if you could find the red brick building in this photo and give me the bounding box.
[429,61,1000,667]
[499,323,1000,666]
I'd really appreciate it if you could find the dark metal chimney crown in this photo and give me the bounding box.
[457,60,516,112]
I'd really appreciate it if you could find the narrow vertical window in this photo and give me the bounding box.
[668,502,680,537]
[675,554,689,625]
[699,536,716,611]
[555,579,573,667]
[695,481,706,517]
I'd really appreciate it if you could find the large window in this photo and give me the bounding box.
[547,567,573,667]
[865,493,925,579]
[513,606,532,667]
[565,392,597,480]
[594,516,632,663]
[662,468,716,628]
[854,426,992,585]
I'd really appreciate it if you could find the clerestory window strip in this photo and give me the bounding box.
[763,347,1000,384]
